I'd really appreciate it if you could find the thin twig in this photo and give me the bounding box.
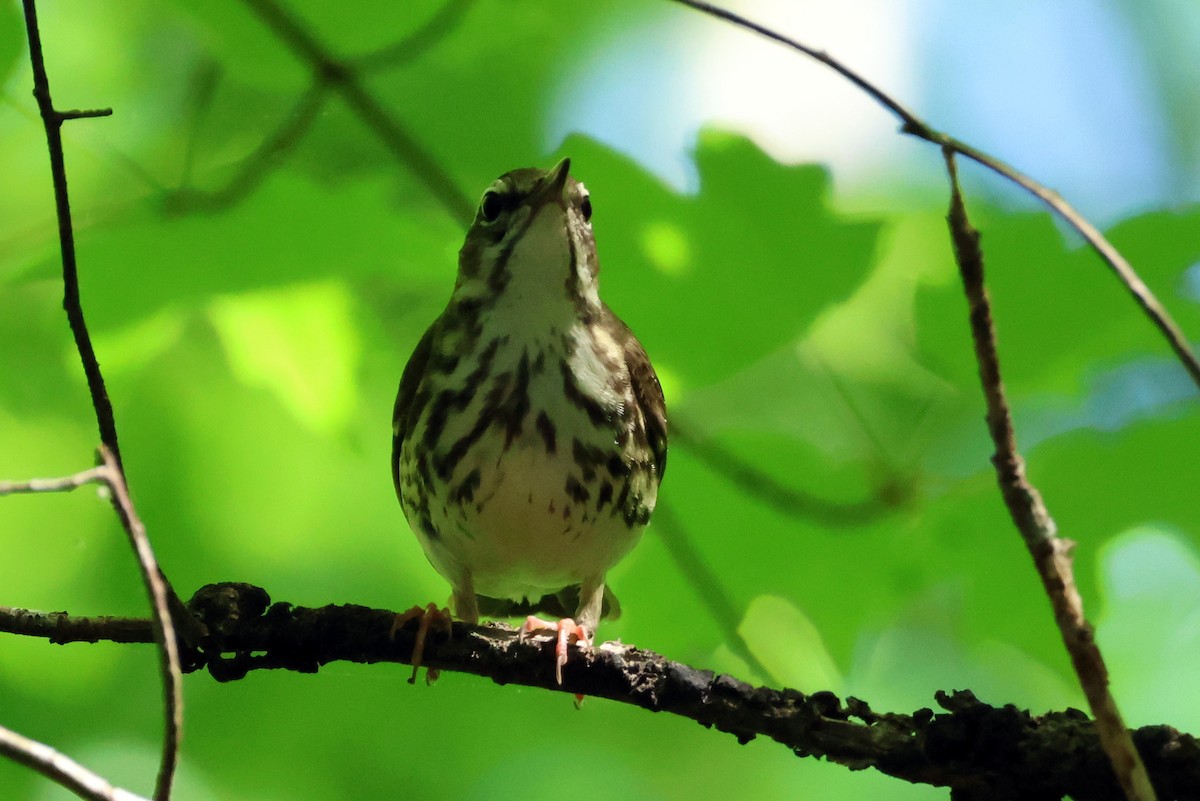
[353,0,475,70]
[0,453,184,800]
[239,0,474,224]
[0,724,150,801]
[669,0,1200,392]
[21,0,123,470]
[942,149,1156,801]
[19,6,186,796]
[0,607,155,644]
[93,447,182,801]
[0,467,105,496]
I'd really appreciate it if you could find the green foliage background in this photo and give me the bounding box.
[2,2,1199,799]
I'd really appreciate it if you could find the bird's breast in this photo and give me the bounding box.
[398,323,659,601]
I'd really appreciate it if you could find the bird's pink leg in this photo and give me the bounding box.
[520,616,592,684]
[391,603,452,684]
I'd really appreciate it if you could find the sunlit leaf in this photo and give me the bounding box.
[209,281,361,436]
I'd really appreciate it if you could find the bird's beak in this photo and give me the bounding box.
[530,158,571,207]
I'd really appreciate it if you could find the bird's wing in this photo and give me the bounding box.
[606,306,668,480]
[391,323,437,498]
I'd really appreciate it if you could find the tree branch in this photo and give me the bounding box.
[669,0,1200,393]
[2,583,1197,800]
[18,5,186,797]
[672,419,901,526]
[352,0,475,70]
[93,447,184,801]
[0,724,150,801]
[163,81,329,215]
[0,454,185,800]
[21,0,122,470]
[942,149,1156,801]
[239,0,474,224]
[0,607,155,645]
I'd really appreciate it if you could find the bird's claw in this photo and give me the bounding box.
[391,603,452,685]
[519,615,592,684]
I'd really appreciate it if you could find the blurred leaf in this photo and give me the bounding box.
[915,206,1200,401]
[79,171,458,331]
[90,308,186,374]
[0,2,21,87]
[1097,526,1200,730]
[739,594,843,691]
[209,281,361,436]
[564,131,881,388]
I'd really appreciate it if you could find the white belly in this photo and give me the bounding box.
[425,435,642,600]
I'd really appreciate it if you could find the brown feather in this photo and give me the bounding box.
[391,323,437,499]
[603,304,668,479]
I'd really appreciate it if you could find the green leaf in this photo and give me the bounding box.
[209,281,360,436]
[563,131,881,390]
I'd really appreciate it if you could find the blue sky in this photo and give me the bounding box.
[548,0,1191,225]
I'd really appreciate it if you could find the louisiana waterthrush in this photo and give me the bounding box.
[392,159,667,680]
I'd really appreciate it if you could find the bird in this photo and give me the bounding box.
[392,158,667,683]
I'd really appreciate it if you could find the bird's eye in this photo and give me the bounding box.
[480,191,505,223]
[580,196,593,223]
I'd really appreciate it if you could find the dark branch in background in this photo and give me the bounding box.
[672,420,902,526]
[651,503,775,682]
[669,0,1200,393]
[164,82,328,215]
[0,455,184,801]
[162,0,474,216]
[942,150,1156,801]
[352,0,474,70]
[21,0,122,471]
[239,0,474,224]
[0,724,150,801]
[3,583,1198,801]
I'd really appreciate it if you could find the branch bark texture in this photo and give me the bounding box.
[5,584,1197,800]
[943,150,1157,801]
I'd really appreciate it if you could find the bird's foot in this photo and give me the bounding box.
[519,616,592,685]
[391,603,452,685]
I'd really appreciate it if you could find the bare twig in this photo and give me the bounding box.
[0,452,184,801]
[0,607,155,644]
[0,724,150,801]
[21,0,123,469]
[19,6,186,796]
[5,584,1197,800]
[93,447,182,801]
[942,149,1156,801]
[669,0,1200,392]
[239,0,474,224]
[0,467,105,496]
